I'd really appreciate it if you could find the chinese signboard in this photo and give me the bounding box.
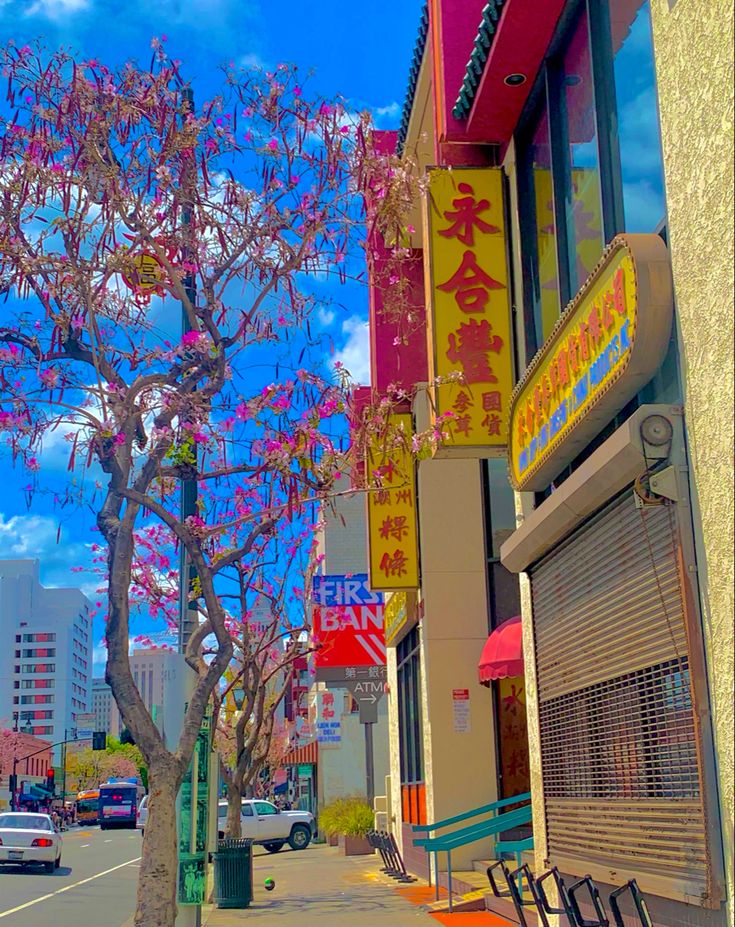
[178,712,211,906]
[312,604,386,669]
[423,168,514,456]
[366,412,420,590]
[383,591,419,647]
[509,234,673,491]
[314,691,342,745]
[497,677,530,799]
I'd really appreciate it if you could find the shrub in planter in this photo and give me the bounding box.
[318,797,375,854]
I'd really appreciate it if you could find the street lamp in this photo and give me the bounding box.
[232,687,245,712]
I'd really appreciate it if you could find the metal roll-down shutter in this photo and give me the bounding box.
[530,491,712,905]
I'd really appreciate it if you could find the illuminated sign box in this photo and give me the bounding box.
[423,168,514,457]
[383,590,419,648]
[508,234,673,491]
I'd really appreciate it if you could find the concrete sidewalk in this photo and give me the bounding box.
[202,843,440,927]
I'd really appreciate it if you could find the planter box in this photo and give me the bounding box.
[328,833,339,847]
[338,834,373,856]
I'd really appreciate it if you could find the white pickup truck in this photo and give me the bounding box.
[217,799,314,852]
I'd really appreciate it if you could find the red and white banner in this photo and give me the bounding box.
[311,604,386,668]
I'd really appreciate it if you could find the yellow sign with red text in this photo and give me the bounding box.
[366,413,419,591]
[509,234,674,491]
[423,168,514,456]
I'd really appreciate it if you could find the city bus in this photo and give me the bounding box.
[99,778,144,830]
[75,789,100,825]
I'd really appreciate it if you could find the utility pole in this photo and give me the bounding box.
[176,85,203,927]
[178,84,199,656]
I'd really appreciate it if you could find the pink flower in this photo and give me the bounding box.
[113,432,126,446]
[267,139,279,152]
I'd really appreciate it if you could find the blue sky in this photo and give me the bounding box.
[0,0,423,669]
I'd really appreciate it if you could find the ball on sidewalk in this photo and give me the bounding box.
[264,877,276,892]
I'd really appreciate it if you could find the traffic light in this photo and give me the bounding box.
[8,774,17,795]
[92,731,107,751]
[46,768,55,795]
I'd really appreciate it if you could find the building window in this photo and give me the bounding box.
[397,627,426,825]
[483,459,521,629]
[516,0,667,360]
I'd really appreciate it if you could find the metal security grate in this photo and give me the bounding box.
[530,492,712,904]
[539,657,699,800]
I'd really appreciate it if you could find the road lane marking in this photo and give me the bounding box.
[81,844,90,848]
[0,856,141,919]
[104,839,112,843]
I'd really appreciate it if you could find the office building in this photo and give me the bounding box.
[0,559,92,763]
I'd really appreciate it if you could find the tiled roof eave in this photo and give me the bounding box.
[452,0,506,121]
[396,2,430,157]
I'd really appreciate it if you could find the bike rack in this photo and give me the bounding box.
[609,881,653,927]
[366,830,417,884]
[488,862,651,927]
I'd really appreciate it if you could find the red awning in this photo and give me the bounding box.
[478,615,524,684]
[282,741,318,767]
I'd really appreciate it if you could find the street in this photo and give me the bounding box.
[0,826,140,926]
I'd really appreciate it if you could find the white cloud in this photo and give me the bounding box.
[332,315,370,385]
[239,52,266,70]
[25,0,90,18]
[317,307,336,328]
[0,513,94,589]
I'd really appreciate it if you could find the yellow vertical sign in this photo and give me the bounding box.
[424,168,514,455]
[366,413,419,591]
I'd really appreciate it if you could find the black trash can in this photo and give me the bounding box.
[212,838,253,909]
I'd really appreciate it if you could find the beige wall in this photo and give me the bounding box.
[650,0,734,918]
[413,390,500,870]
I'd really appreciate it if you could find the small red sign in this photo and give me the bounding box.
[452,689,470,700]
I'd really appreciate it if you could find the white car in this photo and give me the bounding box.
[0,812,63,873]
[217,799,314,852]
[136,794,149,834]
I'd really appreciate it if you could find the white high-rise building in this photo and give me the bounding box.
[92,676,121,737]
[127,648,179,740]
[0,560,92,763]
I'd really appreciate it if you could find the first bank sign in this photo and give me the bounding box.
[509,234,674,491]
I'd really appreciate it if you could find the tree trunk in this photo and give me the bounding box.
[134,760,180,927]
[224,780,243,838]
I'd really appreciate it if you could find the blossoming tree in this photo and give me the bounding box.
[0,39,381,926]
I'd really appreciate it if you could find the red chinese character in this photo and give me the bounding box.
[379,515,409,542]
[557,348,570,387]
[455,414,472,436]
[437,250,506,314]
[374,459,396,484]
[516,416,526,448]
[481,413,502,436]
[453,390,474,413]
[437,182,500,246]
[588,303,603,344]
[533,385,544,426]
[482,391,502,412]
[446,318,503,383]
[525,401,535,436]
[549,358,559,397]
[394,488,414,507]
[602,290,615,329]
[613,268,626,315]
[380,549,409,578]
[568,333,580,374]
[373,489,391,506]
[578,321,590,363]
[517,414,527,448]
[541,375,552,415]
